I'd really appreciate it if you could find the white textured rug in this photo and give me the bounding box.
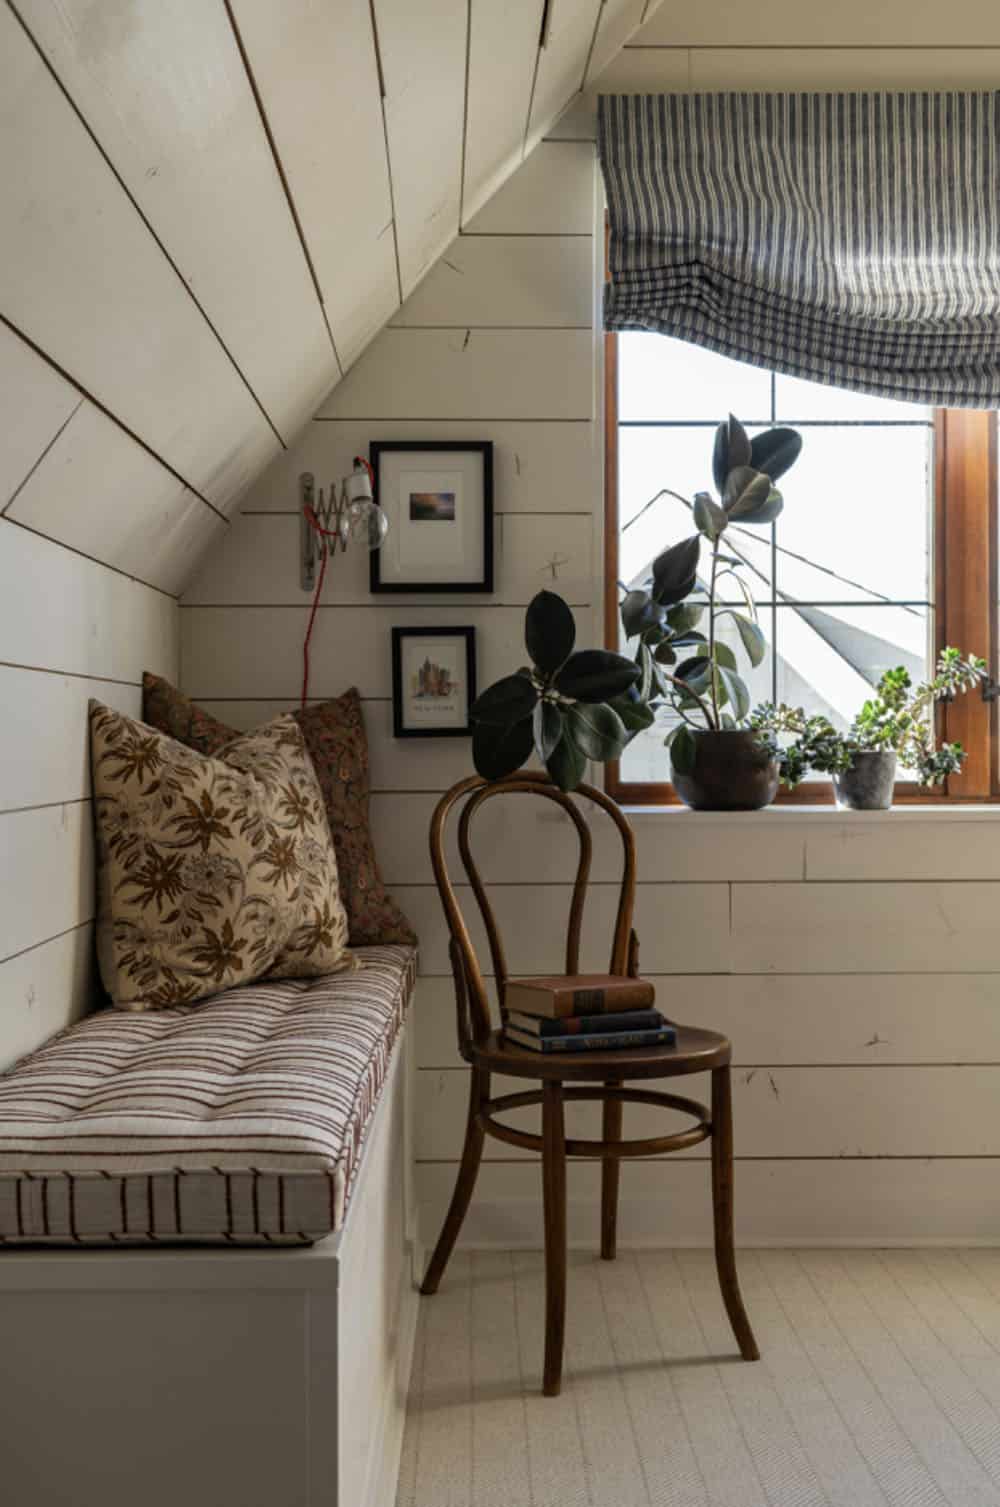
[396,1247,1000,1507]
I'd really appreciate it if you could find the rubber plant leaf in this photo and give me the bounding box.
[472,716,535,781]
[565,702,629,762]
[651,534,701,607]
[693,491,728,541]
[718,665,751,720]
[733,487,785,526]
[620,589,665,639]
[533,700,564,761]
[470,671,537,727]
[608,687,656,735]
[670,724,697,776]
[712,414,752,494]
[675,654,712,687]
[554,649,640,703]
[546,730,588,792]
[666,602,705,632]
[722,466,772,518]
[525,589,576,676]
[750,426,803,482]
[732,613,766,667]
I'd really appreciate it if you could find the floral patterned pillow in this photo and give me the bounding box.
[90,701,354,1010]
[142,673,417,948]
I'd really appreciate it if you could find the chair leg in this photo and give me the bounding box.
[710,1065,759,1361]
[421,1067,487,1296]
[541,1079,567,1396]
[600,1078,623,1261]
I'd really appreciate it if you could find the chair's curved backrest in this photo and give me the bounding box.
[428,772,638,1052]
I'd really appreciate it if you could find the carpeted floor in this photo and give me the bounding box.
[396,1247,1000,1506]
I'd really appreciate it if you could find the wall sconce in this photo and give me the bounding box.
[299,458,389,591]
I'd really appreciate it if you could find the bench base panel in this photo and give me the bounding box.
[0,1025,418,1507]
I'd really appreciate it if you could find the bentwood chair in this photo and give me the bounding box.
[420,772,759,1396]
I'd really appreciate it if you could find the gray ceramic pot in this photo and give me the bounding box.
[833,750,897,810]
[671,729,780,812]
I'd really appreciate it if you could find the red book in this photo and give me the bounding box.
[503,974,655,1021]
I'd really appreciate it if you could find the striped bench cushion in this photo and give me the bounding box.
[0,945,416,1246]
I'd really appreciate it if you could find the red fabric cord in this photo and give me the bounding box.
[301,523,329,710]
[300,458,374,709]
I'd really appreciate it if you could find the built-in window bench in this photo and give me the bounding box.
[0,947,420,1507]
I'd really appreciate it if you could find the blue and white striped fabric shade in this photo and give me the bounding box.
[598,92,1000,408]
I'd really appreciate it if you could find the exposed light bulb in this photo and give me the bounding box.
[351,500,390,551]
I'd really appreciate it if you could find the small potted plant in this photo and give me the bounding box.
[752,648,987,808]
[620,414,803,809]
[469,589,652,790]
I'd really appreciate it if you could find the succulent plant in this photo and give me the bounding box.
[752,648,988,787]
[619,414,803,775]
[470,590,649,790]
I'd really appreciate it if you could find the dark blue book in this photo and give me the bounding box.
[507,1009,665,1038]
[505,1024,676,1054]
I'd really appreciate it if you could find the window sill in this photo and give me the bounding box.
[619,802,1000,823]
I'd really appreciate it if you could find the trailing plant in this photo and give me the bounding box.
[750,706,855,787]
[469,589,651,791]
[752,648,988,787]
[619,414,803,775]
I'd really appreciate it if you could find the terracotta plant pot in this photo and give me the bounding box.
[671,729,780,812]
[832,750,897,810]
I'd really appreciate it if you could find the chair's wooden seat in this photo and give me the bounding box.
[468,1025,731,1081]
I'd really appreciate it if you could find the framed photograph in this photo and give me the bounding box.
[370,441,493,593]
[391,626,477,738]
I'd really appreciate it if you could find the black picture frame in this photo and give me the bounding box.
[391,626,477,739]
[369,441,494,593]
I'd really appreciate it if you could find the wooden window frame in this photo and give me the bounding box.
[603,330,999,806]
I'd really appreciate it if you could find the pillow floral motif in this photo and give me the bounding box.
[90,702,354,1010]
[141,674,417,948]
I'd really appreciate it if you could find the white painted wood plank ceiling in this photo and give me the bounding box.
[0,0,663,596]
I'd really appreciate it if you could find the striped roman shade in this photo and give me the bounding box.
[598,92,1000,407]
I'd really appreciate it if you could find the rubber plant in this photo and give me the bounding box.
[470,589,650,791]
[619,414,803,778]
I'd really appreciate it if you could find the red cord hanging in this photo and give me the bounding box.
[300,457,375,708]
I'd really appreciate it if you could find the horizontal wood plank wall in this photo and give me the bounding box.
[0,524,177,1067]
[0,1,657,1077]
[180,39,1000,1246]
[0,324,179,1071]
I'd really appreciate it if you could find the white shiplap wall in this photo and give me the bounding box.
[0,321,179,1070]
[0,2,664,1071]
[180,19,1000,1248]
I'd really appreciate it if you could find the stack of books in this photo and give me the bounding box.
[503,974,675,1054]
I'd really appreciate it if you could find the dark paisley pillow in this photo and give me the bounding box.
[142,674,417,948]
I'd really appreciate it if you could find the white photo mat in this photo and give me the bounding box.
[393,629,475,737]
[374,448,488,588]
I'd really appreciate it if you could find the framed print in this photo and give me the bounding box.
[370,441,493,593]
[391,626,476,738]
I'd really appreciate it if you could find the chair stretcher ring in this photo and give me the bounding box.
[476,1085,711,1160]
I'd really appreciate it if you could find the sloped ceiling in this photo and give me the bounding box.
[0,0,662,598]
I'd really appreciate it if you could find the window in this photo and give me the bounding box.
[604,331,998,804]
